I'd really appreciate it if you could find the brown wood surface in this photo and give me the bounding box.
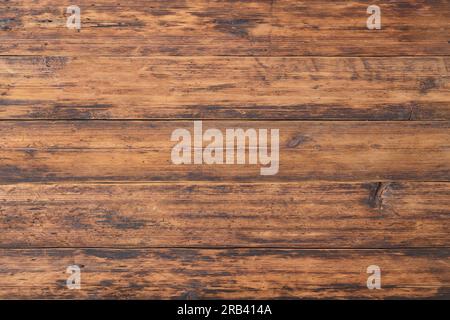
[0,0,449,300]
[1,0,449,56]
[0,182,448,248]
[0,56,449,120]
[0,121,448,183]
[0,248,448,299]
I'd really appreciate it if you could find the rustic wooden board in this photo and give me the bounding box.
[0,121,448,183]
[0,182,449,248]
[1,56,449,120]
[1,0,449,56]
[1,0,449,300]
[0,248,448,299]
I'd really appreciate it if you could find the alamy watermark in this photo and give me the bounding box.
[171,121,279,176]
[66,5,81,31]
[367,5,381,30]
[367,265,381,290]
[66,265,81,289]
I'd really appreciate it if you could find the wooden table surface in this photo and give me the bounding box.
[0,0,449,299]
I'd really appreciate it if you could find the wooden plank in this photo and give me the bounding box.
[0,121,448,183]
[1,56,449,120]
[1,0,449,56]
[0,182,448,248]
[0,248,448,299]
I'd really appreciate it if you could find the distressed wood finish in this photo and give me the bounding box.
[0,182,449,248]
[1,0,449,56]
[1,0,449,300]
[0,248,448,299]
[1,56,449,120]
[0,121,448,183]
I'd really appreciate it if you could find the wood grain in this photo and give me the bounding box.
[0,121,448,183]
[0,182,449,248]
[1,0,449,56]
[1,56,449,120]
[0,248,448,299]
[1,0,449,300]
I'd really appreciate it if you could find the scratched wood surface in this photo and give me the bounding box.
[1,0,450,56]
[1,56,449,120]
[0,121,449,182]
[0,182,449,248]
[0,0,449,299]
[0,249,448,299]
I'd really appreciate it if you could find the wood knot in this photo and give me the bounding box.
[368,182,391,210]
[419,77,438,94]
[287,134,312,148]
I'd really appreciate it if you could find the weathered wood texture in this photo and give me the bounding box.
[0,248,448,299]
[0,182,449,248]
[1,0,449,56]
[1,0,449,300]
[0,121,448,182]
[1,56,449,120]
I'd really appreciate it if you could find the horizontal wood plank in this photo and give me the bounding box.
[0,182,449,248]
[0,248,448,299]
[0,121,448,182]
[1,0,449,56]
[1,56,449,120]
